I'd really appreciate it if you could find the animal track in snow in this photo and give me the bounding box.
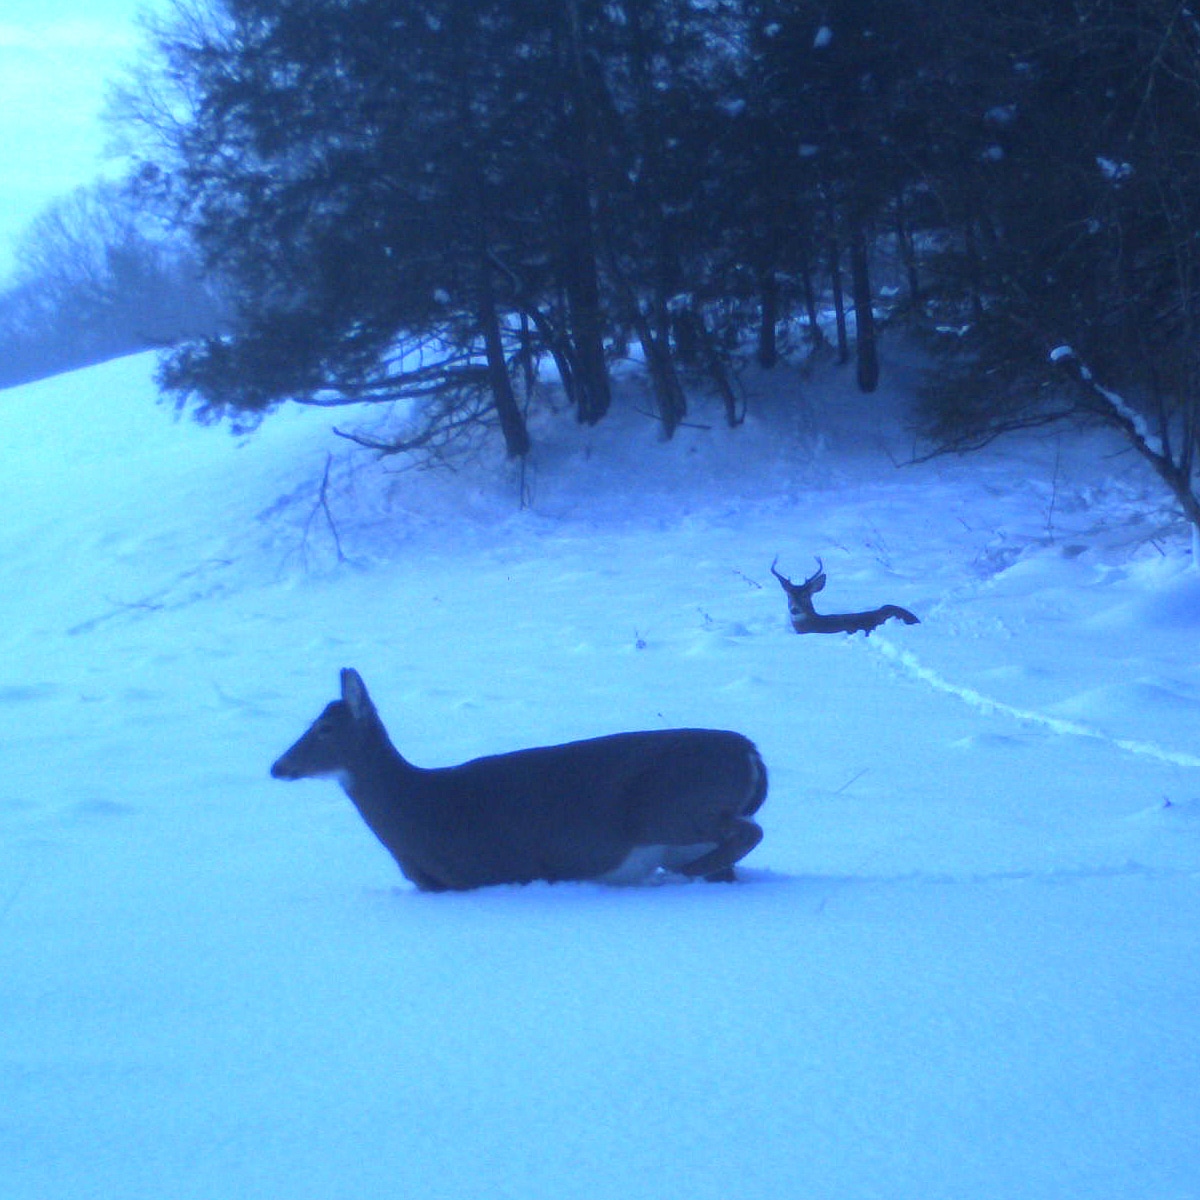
[870,637,1200,770]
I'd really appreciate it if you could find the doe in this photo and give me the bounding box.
[271,669,767,891]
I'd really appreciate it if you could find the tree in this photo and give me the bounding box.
[125,0,539,455]
[914,0,1200,546]
[732,0,938,390]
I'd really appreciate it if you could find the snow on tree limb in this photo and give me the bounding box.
[1049,345,1165,459]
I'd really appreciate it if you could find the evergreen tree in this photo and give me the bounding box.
[916,0,1200,538]
[133,0,540,455]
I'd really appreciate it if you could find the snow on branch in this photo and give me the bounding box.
[1049,345,1165,458]
[1050,345,1200,556]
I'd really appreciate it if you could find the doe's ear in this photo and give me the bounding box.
[340,668,374,720]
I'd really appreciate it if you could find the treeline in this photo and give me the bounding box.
[89,1,1200,532]
[122,0,957,456]
[0,183,223,390]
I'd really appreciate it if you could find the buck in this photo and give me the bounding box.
[771,556,919,635]
[271,669,767,891]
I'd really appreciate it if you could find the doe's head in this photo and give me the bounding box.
[270,668,378,780]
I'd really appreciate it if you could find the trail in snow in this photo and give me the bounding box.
[871,636,1200,769]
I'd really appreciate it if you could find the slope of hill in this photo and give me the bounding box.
[2,349,1198,1199]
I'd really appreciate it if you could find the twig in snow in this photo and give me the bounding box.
[833,768,870,795]
[632,406,714,431]
[1045,436,1062,540]
[302,453,347,564]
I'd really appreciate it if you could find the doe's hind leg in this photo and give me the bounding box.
[678,818,762,882]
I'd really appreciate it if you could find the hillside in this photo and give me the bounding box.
[2,349,1198,1199]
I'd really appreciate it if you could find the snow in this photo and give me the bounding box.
[2,347,1199,1199]
[1097,156,1134,183]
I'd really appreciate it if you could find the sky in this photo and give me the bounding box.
[0,1,157,281]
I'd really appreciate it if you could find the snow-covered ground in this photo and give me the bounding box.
[2,348,1198,1199]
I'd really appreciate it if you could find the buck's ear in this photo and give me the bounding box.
[340,668,374,719]
[811,572,827,594]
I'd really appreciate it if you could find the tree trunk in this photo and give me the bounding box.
[758,268,778,369]
[850,221,879,393]
[700,322,743,427]
[478,260,530,458]
[637,321,687,438]
[518,312,535,402]
[894,186,920,311]
[592,198,687,437]
[829,235,849,365]
[556,0,611,427]
[798,242,824,351]
[963,215,986,325]
[559,170,611,425]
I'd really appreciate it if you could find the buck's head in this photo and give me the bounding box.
[770,557,826,629]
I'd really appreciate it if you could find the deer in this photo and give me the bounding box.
[770,556,919,636]
[270,669,767,891]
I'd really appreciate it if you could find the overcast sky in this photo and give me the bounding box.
[0,1,157,281]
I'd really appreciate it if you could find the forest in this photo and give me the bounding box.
[4,0,1200,536]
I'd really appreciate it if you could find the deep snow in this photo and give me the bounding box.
[1,348,1198,1199]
